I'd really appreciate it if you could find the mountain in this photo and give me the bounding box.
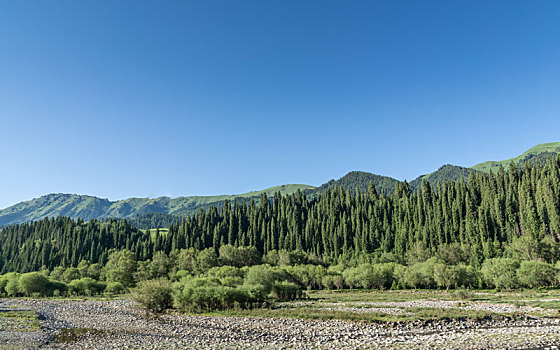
[471,142,560,173]
[409,142,560,189]
[2,142,559,228]
[315,171,400,195]
[409,164,476,190]
[0,184,315,227]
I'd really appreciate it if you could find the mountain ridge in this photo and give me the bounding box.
[1,142,559,227]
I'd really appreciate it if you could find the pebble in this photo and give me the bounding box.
[1,298,560,349]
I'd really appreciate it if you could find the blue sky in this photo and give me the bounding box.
[1,1,559,208]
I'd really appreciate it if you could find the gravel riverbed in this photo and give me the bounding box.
[1,298,560,349]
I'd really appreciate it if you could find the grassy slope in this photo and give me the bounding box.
[2,143,559,226]
[471,142,560,173]
[0,184,316,226]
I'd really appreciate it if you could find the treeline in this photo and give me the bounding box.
[1,245,559,313]
[0,218,146,273]
[155,155,560,267]
[2,156,560,275]
[124,213,180,230]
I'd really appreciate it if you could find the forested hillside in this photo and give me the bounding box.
[409,165,476,190]
[314,171,400,195]
[2,143,558,227]
[2,155,560,274]
[0,185,315,227]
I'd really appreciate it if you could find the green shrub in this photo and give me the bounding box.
[285,265,326,290]
[68,278,104,296]
[5,275,20,297]
[481,258,520,289]
[322,274,344,290]
[208,266,245,279]
[454,288,474,300]
[244,265,276,294]
[173,277,261,311]
[103,250,137,287]
[105,281,125,295]
[62,268,81,283]
[220,276,244,287]
[270,282,302,301]
[517,260,558,288]
[131,278,173,313]
[219,245,261,267]
[395,259,441,289]
[19,272,49,297]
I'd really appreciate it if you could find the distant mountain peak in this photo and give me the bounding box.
[2,143,559,227]
[471,142,560,173]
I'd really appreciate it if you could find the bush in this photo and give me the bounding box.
[219,245,261,267]
[220,276,244,287]
[0,273,14,296]
[149,252,171,279]
[62,268,81,283]
[244,265,276,294]
[285,265,326,290]
[343,263,397,290]
[454,288,474,300]
[131,278,173,313]
[433,262,458,290]
[173,276,264,311]
[19,272,50,297]
[5,275,20,297]
[517,260,558,288]
[208,266,245,279]
[270,282,303,301]
[481,258,520,289]
[68,278,104,296]
[278,250,308,266]
[395,259,441,289]
[105,281,125,295]
[50,266,66,281]
[103,250,137,287]
[193,248,219,274]
[322,274,344,290]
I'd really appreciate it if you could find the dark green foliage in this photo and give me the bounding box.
[409,165,476,190]
[1,154,560,298]
[315,171,399,195]
[0,218,146,273]
[126,213,179,230]
[218,245,261,267]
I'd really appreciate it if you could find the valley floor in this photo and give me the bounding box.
[2,293,560,349]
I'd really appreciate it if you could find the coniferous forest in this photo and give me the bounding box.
[2,156,560,274]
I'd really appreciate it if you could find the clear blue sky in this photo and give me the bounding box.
[1,1,559,208]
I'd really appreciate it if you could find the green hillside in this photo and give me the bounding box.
[471,142,560,173]
[2,143,559,228]
[409,165,476,190]
[0,184,315,227]
[315,171,400,195]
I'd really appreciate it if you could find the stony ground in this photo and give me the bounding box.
[1,298,560,349]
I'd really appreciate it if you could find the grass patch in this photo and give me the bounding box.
[0,310,41,332]
[182,289,560,323]
[187,304,500,323]
[54,328,108,343]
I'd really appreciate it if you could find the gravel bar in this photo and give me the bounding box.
[1,298,560,349]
